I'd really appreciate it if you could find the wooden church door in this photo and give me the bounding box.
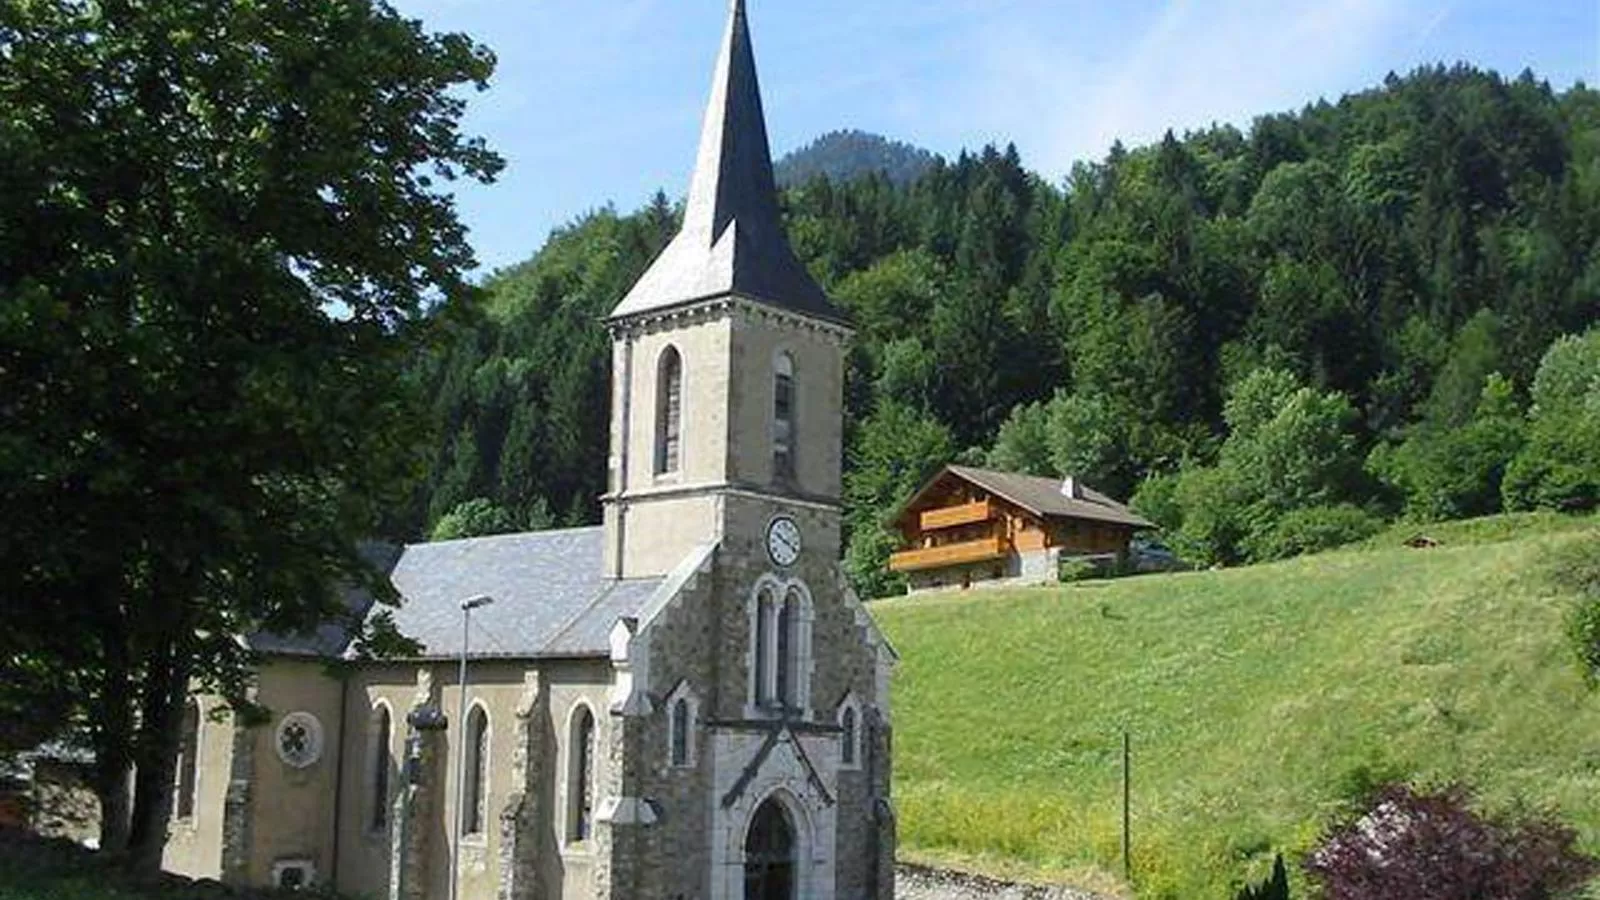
[742,798,796,900]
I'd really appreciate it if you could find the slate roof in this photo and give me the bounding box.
[247,542,402,658]
[608,0,849,327]
[384,527,663,661]
[902,465,1155,530]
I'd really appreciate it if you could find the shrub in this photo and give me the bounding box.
[1058,559,1100,583]
[1246,504,1385,561]
[1552,537,1600,684]
[1305,783,1599,900]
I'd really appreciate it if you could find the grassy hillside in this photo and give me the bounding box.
[875,512,1600,899]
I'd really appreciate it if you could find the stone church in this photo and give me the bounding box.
[160,2,897,897]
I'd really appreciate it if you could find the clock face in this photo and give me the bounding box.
[766,516,802,567]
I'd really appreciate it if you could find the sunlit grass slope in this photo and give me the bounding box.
[875,512,1600,899]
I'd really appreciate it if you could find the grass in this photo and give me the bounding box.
[875,511,1600,899]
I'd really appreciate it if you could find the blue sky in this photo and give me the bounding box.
[390,0,1600,274]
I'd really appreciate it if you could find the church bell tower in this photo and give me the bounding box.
[602,0,853,580]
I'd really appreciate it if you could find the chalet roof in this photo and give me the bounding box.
[608,0,848,327]
[906,465,1155,530]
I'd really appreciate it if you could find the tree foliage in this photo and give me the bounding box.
[1148,369,1368,565]
[430,498,535,542]
[1369,373,1526,521]
[1503,328,1600,512]
[0,0,498,866]
[842,402,954,599]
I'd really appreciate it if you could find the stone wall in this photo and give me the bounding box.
[905,548,1062,596]
[605,546,720,900]
[614,498,894,899]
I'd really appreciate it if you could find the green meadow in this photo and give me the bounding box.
[876,512,1600,898]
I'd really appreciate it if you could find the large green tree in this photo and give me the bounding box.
[0,0,499,869]
[1503,328,1600,511]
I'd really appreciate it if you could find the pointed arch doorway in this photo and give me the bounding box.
[743,797,796,900]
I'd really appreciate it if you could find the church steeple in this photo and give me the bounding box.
[609,0,847,326]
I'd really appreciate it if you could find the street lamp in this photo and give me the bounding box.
[450,594,493,900]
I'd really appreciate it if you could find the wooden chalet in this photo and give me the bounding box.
[888,464,1154,591]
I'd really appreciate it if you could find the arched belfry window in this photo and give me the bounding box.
[567,705,596,843]
[776,592,797,707]
[174,699,200,819]
[749,579,813,715]
[754,588,776,705]
[773,352,795,481]
[655,346,683,475]
[462,705,489,836]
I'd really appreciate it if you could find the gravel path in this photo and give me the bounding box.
[896,863,1116,900]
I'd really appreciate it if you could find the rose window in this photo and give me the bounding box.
[274,712,324,768]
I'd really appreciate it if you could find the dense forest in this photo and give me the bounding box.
[406,65,1600,596]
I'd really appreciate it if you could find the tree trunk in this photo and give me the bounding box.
[94,751,133,856]
[126,645,189,877]
[92,658,135,855]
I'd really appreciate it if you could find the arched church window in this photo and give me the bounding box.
[840,706,857,767]
[655,346,683,475]
[755,588,776,705]
[462,705,489,836]
[773,352,795,481]
[671,697,690,766]
[370,704,393,831]
[567,705,596,843]
[174,699,199,819]
[666,682,698,768]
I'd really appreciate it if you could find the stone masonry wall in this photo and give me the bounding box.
[607,550,721,900]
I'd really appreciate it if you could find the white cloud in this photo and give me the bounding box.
[958,0,1437,175]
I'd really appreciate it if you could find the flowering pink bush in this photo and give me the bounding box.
[1305,784,1598,900]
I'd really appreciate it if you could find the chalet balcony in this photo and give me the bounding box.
[918,500,998,531]
[888,536,1009,573]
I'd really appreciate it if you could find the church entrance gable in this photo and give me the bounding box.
[707,730,836,900]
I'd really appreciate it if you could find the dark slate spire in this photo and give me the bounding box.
[609,0,848,325]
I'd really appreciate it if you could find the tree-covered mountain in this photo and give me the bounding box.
[775,129,939,187]
[405,65,1600,595]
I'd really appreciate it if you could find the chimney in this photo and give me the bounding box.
[1061,476,1082,500]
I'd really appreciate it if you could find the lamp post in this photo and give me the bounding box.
[450,594,493,900]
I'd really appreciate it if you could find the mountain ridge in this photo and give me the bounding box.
[775,128,940,187]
